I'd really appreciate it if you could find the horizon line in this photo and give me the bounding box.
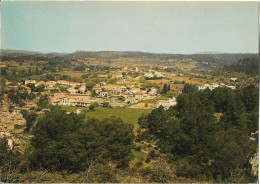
[0,48,259,55]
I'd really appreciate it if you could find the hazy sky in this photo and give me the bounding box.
[1,1,259,54]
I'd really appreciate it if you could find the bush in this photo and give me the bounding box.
[28,110,134,172]
[89,102,99,111]
[102,102,110,107]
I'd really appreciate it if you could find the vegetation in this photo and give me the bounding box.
[161,84,170,94]
[85,107,152,128]
[28,110,134,171]
[137,85,258,182]
[222,57,259,76]
[4,88,34,104]
[182,83,198,93]
[0,138,20,182]
[20,110,38,131]
[0,50,258,183]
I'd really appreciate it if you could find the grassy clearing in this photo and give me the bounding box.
[130,150,147,165]
[85,107,152,128]
[60,106,152,129]
[60,105,81,112]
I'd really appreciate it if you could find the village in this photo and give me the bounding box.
[0,1,258,182]
[0,63,239,140]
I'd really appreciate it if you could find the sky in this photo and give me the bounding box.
[1,1,259,54]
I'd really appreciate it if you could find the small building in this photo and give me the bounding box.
[100,92,108,97]
[25,80,36,85]
[93,86,102,93]
[67,87,78,94]
[22,86,32,93]
[79,86,86,93]
[156,97,177,109]
[45,81,57,88]
[230,78,238,82]
[36,81,46,87]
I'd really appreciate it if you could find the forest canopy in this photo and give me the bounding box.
[137,85,258,182]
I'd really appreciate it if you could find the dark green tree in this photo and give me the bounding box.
[182,83,198,94]
[28,110,134,172]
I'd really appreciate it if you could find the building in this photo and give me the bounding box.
[67,87,78,94]
[57,80,76,87]
[230,78,238,82]
[36,81,46,87]
[0,108,26,133]
[79,86,86,93]
[45,81,57,88]
[51,93,92,107]
[22,86,32,93]
[103,84,127,94]
[100,92,108,97]
[93,86,102,93]
[198,83,235,91]
[25,80,36,85]
[156,97,177,109]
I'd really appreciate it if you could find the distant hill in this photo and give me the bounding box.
[1,49,258,70]
[194,51,225,55]
[66,51,258,69]
[221,57,259,76]
[0,49,41,56]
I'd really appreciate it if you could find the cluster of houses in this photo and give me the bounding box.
[50,84,159,107]
[0,104,26,133]
[12,78,161,108]
[144,70,165,78]
[198,83,235,91]
[0,100,35,150]
[23,80,87,93]
[7,85,32,93]
[51,93,95,107]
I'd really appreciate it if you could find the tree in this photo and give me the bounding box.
[238,85,258,112]
[161,84,170,95]
[102,102,110,107]
[182,83,198,94]
[26,83,35,91]
[108,78,117,84]
[137,85,258,182]
[89,102,99,111]
[21,110,38,132]
[28,110,134,172]
[29,110,83,171]
[36,95,49,110]
[28,68,32,75]
[0,137,20,182]
[0,68,7,77]
[35,84,45,92]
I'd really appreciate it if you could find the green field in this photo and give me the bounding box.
[60,106,152,129]
[85,107,152,128]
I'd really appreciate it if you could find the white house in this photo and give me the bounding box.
[25,80,36,85]
[156,97,177,109]
[67,87,78,94]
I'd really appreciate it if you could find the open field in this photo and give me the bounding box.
[60,106,152,129]
[85,107,152,129]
